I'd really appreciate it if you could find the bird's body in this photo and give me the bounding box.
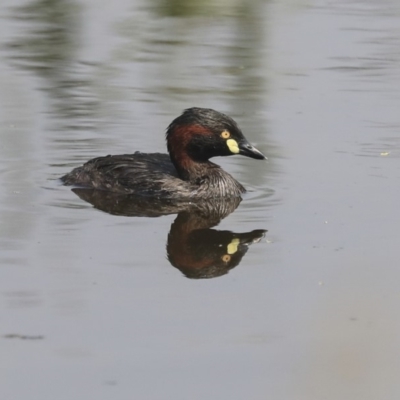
[61,108,266,199]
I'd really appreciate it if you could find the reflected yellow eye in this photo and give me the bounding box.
[221,130,230,139]
[221,255,231,263]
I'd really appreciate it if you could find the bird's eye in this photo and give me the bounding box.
[220,130,230,139]
[221,254,231,263]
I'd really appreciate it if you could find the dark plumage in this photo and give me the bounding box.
[61,108,266,199]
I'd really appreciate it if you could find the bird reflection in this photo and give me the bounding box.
[167,210,265,279]
[72,188,266,279]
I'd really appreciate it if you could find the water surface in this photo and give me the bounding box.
[1,0,400,399]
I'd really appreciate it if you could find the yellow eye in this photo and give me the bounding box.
[221,130,230,139]
[221,254,231,263]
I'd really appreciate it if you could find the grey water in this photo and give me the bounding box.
[1,0,400,399]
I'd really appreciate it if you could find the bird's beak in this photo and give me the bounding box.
[238,140,267,160]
